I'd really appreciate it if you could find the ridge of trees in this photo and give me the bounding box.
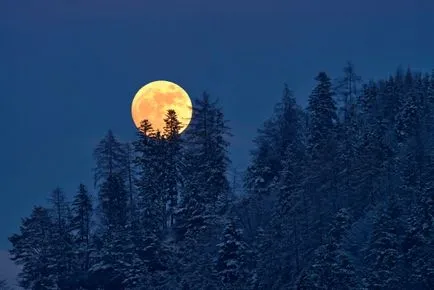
[9,64,434,289]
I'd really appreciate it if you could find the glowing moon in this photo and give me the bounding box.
[131,80,193,135]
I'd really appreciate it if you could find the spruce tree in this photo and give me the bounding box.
[183,92,231,213]
[304,71,338,245]
[254,85,307,288]
[175,93,231,288]
[297,209,359,289]
[403,186,434,289]
[93,129,127,188]
[363,198,403,289]
[70,184,93,286]
[90,130,129,289]
[9,206,56,289]
[335,62,362,210]
[134,119,164,231]
[48,187,75,288]
[216,219,250,290]
[352,82,385,214]
[123,142,137,224]
[133,118,178,289]
[162,109,183,229]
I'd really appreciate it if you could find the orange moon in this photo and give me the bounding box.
[131,80,193,135]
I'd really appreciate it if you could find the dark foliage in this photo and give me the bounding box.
[8,66,434,289]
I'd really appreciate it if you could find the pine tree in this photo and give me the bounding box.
[244,85,297,199]
[134,120,164,231]
[90,130,129,289]
[175,93,231,288]
[297,208,359,289]
[162,109,183,229]
[93,129,126,188]
[335,62,362,210]
[132,118,179,289]
[304,72,338,245]
[70,184,93,287]
[89,173,129,288]
[396,73,429,206]
[243,85,305,242]
[183,92,231,213]
[216,219,250,290]
[335,61,362,123]
[98,174,128,230]
[123,142,137,224]
[273,147,307,286]
[402,186,434,289]
[9,206,57,289]
[352,81,391,216]
[363,198,403,289]
[47,187,75,288]
[254,85,308,288]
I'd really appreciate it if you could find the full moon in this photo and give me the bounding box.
[131,80,193,135]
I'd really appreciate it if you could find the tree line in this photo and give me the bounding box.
[8,63,434,289]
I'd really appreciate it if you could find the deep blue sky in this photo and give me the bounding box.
[1,0,434,284]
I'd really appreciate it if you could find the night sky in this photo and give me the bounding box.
[1,0,434,285]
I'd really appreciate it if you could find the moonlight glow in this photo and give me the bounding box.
[131,80,193,135]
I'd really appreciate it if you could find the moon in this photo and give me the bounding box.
[131,80,193,135]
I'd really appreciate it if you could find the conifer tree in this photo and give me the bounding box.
[133,119,163,230]
[216,219,250,290]
[183,92,231,213]
[123,142,137,224]
[335,61,362,123]
[363,198,403,289]
[396,73,428,205]
[297,209,359,289]
[90,130,129,289]
[335,62,362,210]
[132,119,177,288]
[70,184,93,286]
[243,85,305,242]
[402,187,434,289]
[253,85,307,288]
[304,72,338,245]
[9,206,56,289]
[48,187,75,288]
[162,109,183,228]
[351,82,384,214]
[175,93,231,288]
[11,66,434,290]
[93,129,126,188]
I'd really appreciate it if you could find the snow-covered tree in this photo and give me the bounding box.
[216,218,251,289]
[176,93,231,289]
[183,92,231,213]
[162,109,183,229]
[47,187,75,288]
[9,206,57,289]
[90,130,130,289]
[402,186,434,289]
[363,198,403,289]
[70,184,93,287]
[253,85,308,288]
[10,66,434,290]
[297,208,359,289]
[304,72,338,245]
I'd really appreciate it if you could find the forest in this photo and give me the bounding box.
[6,63,434,289]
